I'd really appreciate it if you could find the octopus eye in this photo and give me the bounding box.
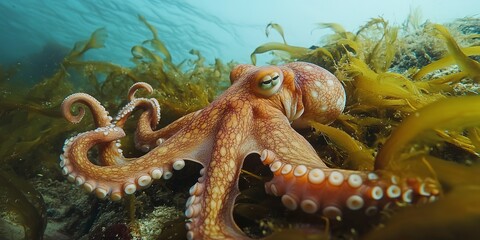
[260,72,280,89]
[255,71,283,97]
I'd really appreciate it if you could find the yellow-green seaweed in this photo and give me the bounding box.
[375,95,480,170]
[1,12,480,240]
[266,22,287,44]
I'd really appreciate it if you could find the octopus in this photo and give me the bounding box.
[60,62,440,239]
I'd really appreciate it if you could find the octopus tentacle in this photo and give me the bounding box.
[60,126,189,201]
[253,109,327,168]
[61,89,158,166]
[61,93,112,126]
[254,112,440,219]
[68,84,160,165]
[91,82,162,157]
[113,82,160,129]
[134,110,201,151]
[61,107,218,201]
[128,82,154,101]
[112,97,160,128]
[186,104,253,239]
[261,154,440,218]
[61,93,124,166]
[115,81,198,152]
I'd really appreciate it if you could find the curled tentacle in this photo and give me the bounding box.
[126,83,204,152]
[113,82,160,129]
[113,97,161,128]
[61,93,112,126]
[60,107,214,201]
[62,93,122,166]
[134,110,201,152]
[128,82,154,101]
[60,125,191,201]
[260,150,440,219]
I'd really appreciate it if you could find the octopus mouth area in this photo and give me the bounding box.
[281,96,303,122]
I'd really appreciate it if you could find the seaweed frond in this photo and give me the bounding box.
[376,95,480,170]
[65,27,108,61]
[138,15,172,62]
[266,22,287,44]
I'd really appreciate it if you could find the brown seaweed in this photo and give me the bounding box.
[1,11,480,239]
[0,170,46,240]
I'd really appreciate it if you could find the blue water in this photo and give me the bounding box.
[0,0,478,66]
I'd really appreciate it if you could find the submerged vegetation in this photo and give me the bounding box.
[0,15,233,239]
[1,12,480,239]
[252,17,480,239]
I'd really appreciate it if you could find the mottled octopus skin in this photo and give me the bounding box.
[60,62,439,239]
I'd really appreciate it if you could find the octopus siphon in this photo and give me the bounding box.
[60,62,439,239]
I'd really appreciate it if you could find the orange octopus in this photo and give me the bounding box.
[60,62,439,239]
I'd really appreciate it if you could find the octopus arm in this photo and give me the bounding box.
[60,121,215,201]
[134,110,201,151]
[255,113,440,219]
[62,93,112,127]
[253,111,326,168]
[61,93,125,166]
[185,103,254,239]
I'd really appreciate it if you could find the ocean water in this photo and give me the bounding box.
[1,0,478,66]
[1,1,480,240]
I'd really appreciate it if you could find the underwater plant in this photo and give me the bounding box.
[248,18,480,239]
[0,170,46,240]
[365,96,480,239]
[0,15,232,239]
[1,9,479,239]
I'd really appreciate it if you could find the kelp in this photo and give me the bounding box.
[0,15,233,239]
[354,17,400,73]
[65,27,108,62]
[250,42,311,66]
[252,18,401,72]
[309,121,375,171]
[0,170,46,240]
[433,24,480,81]
[251,23,333,66]
[342,57,444,113]
[413,24,480,83]
[266,22,287,44]
[249,17,480,238]
[2,10,480,239]
[403,7,424,32]
[375,95,480,170]
[138,15,172,62]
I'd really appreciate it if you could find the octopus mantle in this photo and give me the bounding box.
[60,62,439,239]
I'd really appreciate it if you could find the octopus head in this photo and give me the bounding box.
[286,62,346,128]
[230,64,284,96]
[230,62,345,126]
[231,64,303,120]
